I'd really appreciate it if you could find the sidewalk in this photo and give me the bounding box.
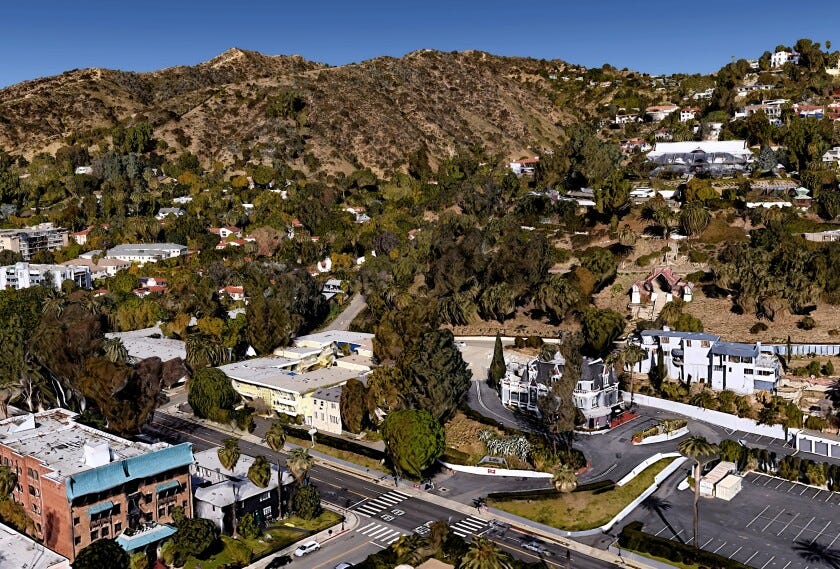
[163,408,654,569]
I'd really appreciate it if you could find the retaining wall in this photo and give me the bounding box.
[625,392,788,440]
[765,343,840,357]
[438,460,553,478]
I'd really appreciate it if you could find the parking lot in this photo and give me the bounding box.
[628,466,840,568]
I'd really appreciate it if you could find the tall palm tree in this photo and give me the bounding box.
[186,332,226,371]
[390,533,427,566]
[265,422,286,453]
[247,455,271,488]
[678,436,719,549]
[680,201,711,237]
[653,207,676,241]
[286,448,314,486]
[460,537,514,569]
[218,438,241,471]
[621,343,647,405]
[102,337,129,364]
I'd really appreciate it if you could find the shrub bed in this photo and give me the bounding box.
[619,521,751,568]
[632,419,687,443]
[283,425,385,460]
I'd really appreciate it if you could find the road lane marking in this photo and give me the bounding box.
[746,506,770,528]
[777,512,799,536]
[762,509,785,532]
[811,521,832,544]
[793,517,815,542]
[311,540,373,569]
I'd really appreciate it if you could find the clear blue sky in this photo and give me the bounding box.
[1,0,836,88]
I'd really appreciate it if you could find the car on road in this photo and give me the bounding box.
[335,564,354,569]
[522,540,552,556]
[266,554,293,567]
[294,541,321,557]
[455,341,467,349]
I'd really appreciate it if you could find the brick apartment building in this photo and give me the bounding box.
[0,409,193,561]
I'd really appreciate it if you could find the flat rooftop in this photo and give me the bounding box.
[0,521,69,569]
[294,330,374,347]
[219,358,362,393]
[0,409,167,483]
[106,326,186,361]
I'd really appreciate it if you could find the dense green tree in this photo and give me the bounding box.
[459,536,514,569]
[188,368,240,422]
[237,513,261,539]
[594,172,631,219]
[292,485,322,520]
[265,422,286,453]
[185,331,226,371]
[581,308,625,356]
[248,455,271,488]
[72,538,130,569]
[488,334,506,389]
[171,517,220,566]
[339,378,368,433]
[648,345,667,391]
[398,329,471,421]
[381,409,445,479]
[680,201,711,236]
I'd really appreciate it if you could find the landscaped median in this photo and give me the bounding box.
[488,454,684,533]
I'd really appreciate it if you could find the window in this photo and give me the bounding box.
[28,485,38,496]
[685,340,692,347]
[144,493,152,503]
[114,522,122,533]
[144,512,153,522]
[661,337,670,344]
[701,341,710,348]
[745,368,753,375]
[73,516,80,526]
[713,365,724,372]
[74,536,81,546]
[263,506,272,517]
[101,526,109,537]
[260,492,270,502]
[32,503,40,514]
[158,507,165,517]
[90,530,98,541]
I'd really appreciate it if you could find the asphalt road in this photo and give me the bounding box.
[148,412,617,568]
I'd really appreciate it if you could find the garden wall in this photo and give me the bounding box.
[624,392,788,440]
[616,452,682,487]
[438,460,553,478]
[765,343,840,357]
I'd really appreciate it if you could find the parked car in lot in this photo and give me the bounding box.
[266,554,293,567]
[294,540,321,557]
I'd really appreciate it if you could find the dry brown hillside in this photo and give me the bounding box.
[0,48,588,173]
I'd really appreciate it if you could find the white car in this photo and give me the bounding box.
[294,540,321,557]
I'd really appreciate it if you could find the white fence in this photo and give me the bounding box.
[624,392,788,440]
[765,343,840,357]
[438,460,553,478]
[616,452,681,486]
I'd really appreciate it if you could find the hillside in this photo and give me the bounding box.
[0,48,613,173]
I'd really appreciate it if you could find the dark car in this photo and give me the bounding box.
[267,554,293,568]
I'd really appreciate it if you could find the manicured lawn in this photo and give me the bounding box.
[183,510,342,568]
[490,458,675,531]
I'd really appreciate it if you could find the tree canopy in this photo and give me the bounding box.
[381,409,445,478]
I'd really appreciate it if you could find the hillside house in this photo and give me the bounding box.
[630,267,694,306]
[680,107,700,122]
[647,140,753,177]
[645,105,679,121]
[509,157,539,175]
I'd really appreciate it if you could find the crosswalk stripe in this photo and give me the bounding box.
[452,530,469,537]
[390,491,411,499]
[457,519,485,529]
[378,530,399,541]
[355,510,371,518]
[360,524,384,535]
[385,533,403,544]
[358,522,377,532]
[369,527,394,539]
[357,504,382,514]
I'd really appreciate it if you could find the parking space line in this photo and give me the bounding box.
[762,477,773,487]
[762,509,785,532]
[654,526,668,537]
[781,562,790,569]
[812,490,823,500]
[774,480,785,489]
[701,538,714,548]
[800,486,809,495]
[760,555,775,569]
[787,484,797,493]
[744,551,758,564]
[793,517,815,542]
[746,506,771,528]
[777,512,799,536]
[810,521,831,544]
[825,492,833,502]
[713,541,728,553]
[728,546,742,559]
[827,531,840,549]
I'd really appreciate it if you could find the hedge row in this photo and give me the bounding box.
[486,480,615,502]
[719,438,840,490]
[283,425,386,461]
[619,522,751,568]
